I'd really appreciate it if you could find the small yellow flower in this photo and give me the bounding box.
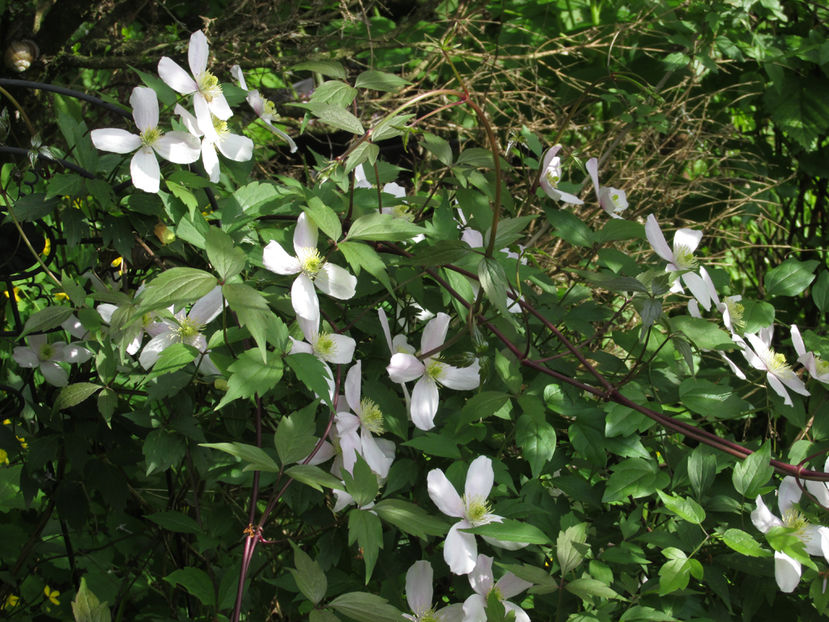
[54,292,70,301]
[2,594,19,609]
[2,419,10,425]
[42,238,51,257]
[44,585,60,605]
[3,286,22,301]
[16,435,27,450]
[0,449,8,465]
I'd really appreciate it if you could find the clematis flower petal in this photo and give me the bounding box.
[13,346,39,368]
[130,87,158,132]
[294,212,318,250]
[262,240,301,275]
[674,227,703,254]
[201,140,220,183]
[216,133,254,162]
[411,375,439,430]
[438,360,480,390]
[774,551,800,593]
[444,521,478,575]
[291,273,320,322]
[139,331,178,369]
[503,602,531,622]
[189,285,224,325]
[468,554,495,595]
[751,495,783,533]
[682,271,711,312]
[154,132,201,164]
[426,468,465,518]
[778,476,802,515]
[465,456,494,500]
[405,560,434,617]
[40,361,68,386]
[91,128,141,154]
[187,30,209,77]
[422,312,451,354]
[387,353,425,383]
[644,214,674,264]
[323,334,356,365]
[345,361,362,413]
[158,57,197,95]
[130,148,160,193]
[315,263,357,300]
[496,573,533,599]
[361,428,393,478]
[461,594,486,622]
[63,344,92,364]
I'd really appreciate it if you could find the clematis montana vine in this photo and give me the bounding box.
[791,324,829,384]
[585,157,628,218]
[462,554,532,622]
[735,326,809,407]
[262,212,357,323]
[427,456,504,575]
[175,104,253,183]
[751,476,829,592]
[387,312,480,430]
[403,560,463,622]
[13,334,91,387]
[290,314,356,400]
[538,144,583,204]
[230,65,297,153]
[158,30,232,144]
[91,87,200,193]
[644,213,709,306]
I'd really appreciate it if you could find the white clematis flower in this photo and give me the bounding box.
[804,457,829,510]
[290,314,356,400]
[174,104,253,183]
[644,213,709,304]
[462,554,532,622]
[427,456,504,575]
[91,87,201,193]
[386,312,480,431]
[791,325,829,385]
[585,157,628,218]
[13,334,92,387]
[158,30,233,144]
[138,285,224,371]
[751,476,829,592]
[230,65,297,153]
[335,361,394,478]
[262,212,357,323]
[403,560,464,622]
[538,145,583,204]
[735,327,809,407]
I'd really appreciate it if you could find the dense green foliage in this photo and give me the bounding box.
[0,0,828,621]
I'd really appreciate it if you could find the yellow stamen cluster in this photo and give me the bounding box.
[141,127,162,147]
[463,494,491,525]
[315,333,335,358]
[359,398,384,435]
[425,359,445,381]
[782,507,809,537]
[767,350,791,374]
[38,343,55,360]
[212,115,229,137]
[725,298,744,332]
[263,99,276,119]
[198,72,222,102]
[815,358,829,376]
[301,249,324,277]
[673,245,697,270]
[177,317,202,340]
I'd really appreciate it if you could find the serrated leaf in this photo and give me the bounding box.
[656,490,705,524]
[205,227,246,281]
[565,577,622,601]
[143,429,185,475]
[71,577,111,622]
[54,382,102,411]
[22,306,74,336]
[345,142,380,173]
[147,343,199,379]
[138,268,217,313]
[329,592,403,622]
[311,80,357,106]
[515,414,556,478]
[164,567,214,606]
[286,464,344,492]
[13,192,58,221]
[355,70,410,92]
[732,443,774,498]
[764,259,818,298]
[293,60,347,79]
[304,196,342,241]
[478,256,509,315]
[309,103,364,134]
[147,511,201,534]
[217,348,284,408]
[290,543,327,605]
[463,519,551,545]
[668,316,733,350]
[721,528,771,557]
[275,408,319,465]
[348,508,383,582]
[422,132,453,166]
[557,524,588,575]
[346,212,425,241]
[222,283,276,363]
[200,442,280,472]
[372,499,448,539]
[338,241,392,293]
[286,352,333,409]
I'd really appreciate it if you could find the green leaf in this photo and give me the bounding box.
[764,259,819,297]
[557,524,588,575]
[422,132,453,166]
[348,508,383,582]
[286,464,345,492]
[668,316,733,350]
[741,299,775,334]
[97,388,117,425]
[565,577,622,601]
[311,80,357,106]
[275,407,320,466]
[143,429,186,475]
[292,60,347,79]
[402,433,460,458]
[721,528,771,557]
[46,172,83,199]
[54,383,102,411]
[205,227,246,281]
[456,148,494,168]
[217,348,284,409]
[812,271,829,313]
[309,103,364,134]
[732,443,774,498]
[338,241,392,292]
[289,543,327,605]
[355,70,410,92]
[304,196,342,241]
[345,142,380,173]
[658,557,692,596]
[309,610,340,622]
[22,305,73,336]
[164,567,214,607]
[596,219,645,243]
[463,519,551,545]
[146,511,201,534]
[200,442,280,472]
[138,268,217,313]
[492,216,534,250]
[602,458,665,503]
[343,456,379,507]
[679,378,748,419]
[545,208,593,247]
[147,343,199,379]
[286,353,333,410]
[478,256,509,315]
[372,499,448,539]
[13,192,58,221]
[370,114,415,142]
[328,592,404,622]
[346,212,426,241]
[515,414,556,478]
[656,490,705,524]
[222,283,277,363]
[687,446,717,498]
[71,577,111,622]
[455,391,511,430]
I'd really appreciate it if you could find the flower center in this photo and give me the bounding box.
[140,126,162,147]
[673,244,697,270]
[463,494,491,524]
[359,398,384,435]
[38,343,54,360]
[724,298,744,331]
[262,99,277,119]
[390,204,414,221]
[418,610,439,622]
[177,317,202,340]
[544,159,562,187]
[767,350,791,374]
[425,359,444,382]
[301,248,324,277]
[197,72,222,103]
[315,333,335,358]
[212,115,229,138]
[782,507,809,537]
[815,358,829,376]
